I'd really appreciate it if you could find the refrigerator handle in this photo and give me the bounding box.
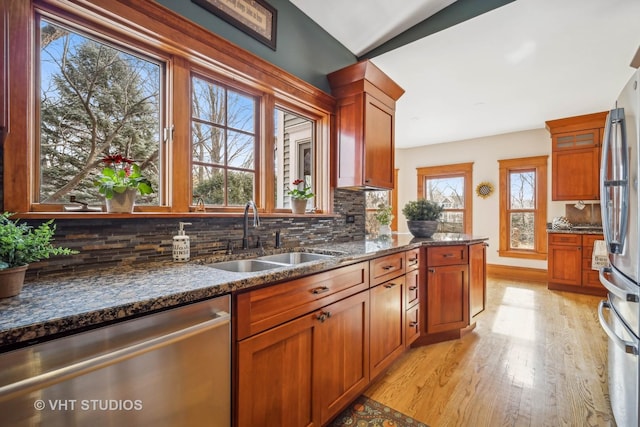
[600,107,629,254]
[598,300,638,355]
[599,267,640,303]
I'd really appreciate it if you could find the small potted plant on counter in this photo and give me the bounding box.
[0,213,78,298]
[402,199,444,238]
[374,203,394,236]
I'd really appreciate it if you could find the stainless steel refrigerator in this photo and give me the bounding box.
[598,65,640,427]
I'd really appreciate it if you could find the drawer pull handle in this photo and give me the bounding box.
[443,253,455,258]
[384,283,397,289]
[409,286,417,291]
[408,257,418,263]
[311,286,330,294]
[409,321,418,327]
[382,265,395,271]
[428,268,435,273]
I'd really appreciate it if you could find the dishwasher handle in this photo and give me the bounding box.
[0,309,230,402]
[598,300,638,356]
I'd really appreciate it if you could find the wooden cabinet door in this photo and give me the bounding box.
[237,291,369,427]
[363,94,394,188]
[548,244,582,286]
[582,234,606,290]
[552,146,600,200]
[426,265,469,334]
[237,313,319,427]
[370,276,405,379]
[316,291,369,424]
[469,242,486,318]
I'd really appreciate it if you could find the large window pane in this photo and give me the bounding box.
[425,175,465,233]
[192,75,256,207]
[510,171,535,209]
[426,177,465,208]
[39,19,161,206]
[510,212,535,249]
[274,108,314,210]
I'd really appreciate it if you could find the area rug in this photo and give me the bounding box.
[329,395,428,427]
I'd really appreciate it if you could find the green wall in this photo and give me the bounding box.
[154,0,356,93]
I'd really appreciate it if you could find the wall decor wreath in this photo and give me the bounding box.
[475,182,494,198]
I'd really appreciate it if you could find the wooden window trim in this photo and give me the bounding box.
[416,162,473,234]
[498,155,548,260]
[3,0,334,217]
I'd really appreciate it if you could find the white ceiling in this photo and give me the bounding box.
[291,0,640,148]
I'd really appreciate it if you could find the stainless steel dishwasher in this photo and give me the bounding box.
[0,295,230,427]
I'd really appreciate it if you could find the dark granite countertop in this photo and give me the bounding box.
[0,233,487,351]
[547,227,603,234]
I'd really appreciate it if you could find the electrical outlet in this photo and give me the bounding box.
[346,215,355,223]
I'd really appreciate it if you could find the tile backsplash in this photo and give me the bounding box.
[16,189,366,278]
[565,202,602,225]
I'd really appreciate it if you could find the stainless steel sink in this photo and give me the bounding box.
[258,252,334,264]
[209,259,284,273]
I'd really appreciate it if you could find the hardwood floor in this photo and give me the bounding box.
[364,277,616,427]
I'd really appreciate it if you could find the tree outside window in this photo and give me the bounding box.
[498,156,548,260]
[191,76,257,207]
[38,18,162,207]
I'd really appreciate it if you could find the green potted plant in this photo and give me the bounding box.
[374,203,394,236]
[0,213,78,298]
[402,199,444,238]
[94,154,154,213]
[287,179,314,214]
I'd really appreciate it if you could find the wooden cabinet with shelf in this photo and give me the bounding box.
[234,243,488,424]
[546,111,608,201]
[327,60,404,190]
[547,232,606,296]
[369,251,406,379]
[419,245,470,344]
[235,262,369,426]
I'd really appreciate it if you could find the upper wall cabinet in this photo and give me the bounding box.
[328,60,404,190]
[545,111,608,201]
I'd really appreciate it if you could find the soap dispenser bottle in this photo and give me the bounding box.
[173,222,192,262]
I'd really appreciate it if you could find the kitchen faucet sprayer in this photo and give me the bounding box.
[242,201,260,250]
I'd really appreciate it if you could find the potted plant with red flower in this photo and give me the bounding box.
[94,154,154,213]
[286,179,314,214]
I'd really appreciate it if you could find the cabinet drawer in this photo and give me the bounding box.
[427,245,467,266]
[405,304,420,347]
[405,269,419,307]
[548,233,581,246]
[582,234,604,259]
[370,252,405,286]
[236,262,369,339]
[405,248,420,272]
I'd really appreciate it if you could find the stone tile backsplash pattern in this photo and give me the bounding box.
[20,189,366,278]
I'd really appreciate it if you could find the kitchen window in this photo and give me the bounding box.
[191,75,257,207]
[37,17,164,209]
[4,0,332,216]
[417,163,473,234]
[498,156,548,260]
[274,107,314,211]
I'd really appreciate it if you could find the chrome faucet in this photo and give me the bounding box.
[242,200,261,249]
